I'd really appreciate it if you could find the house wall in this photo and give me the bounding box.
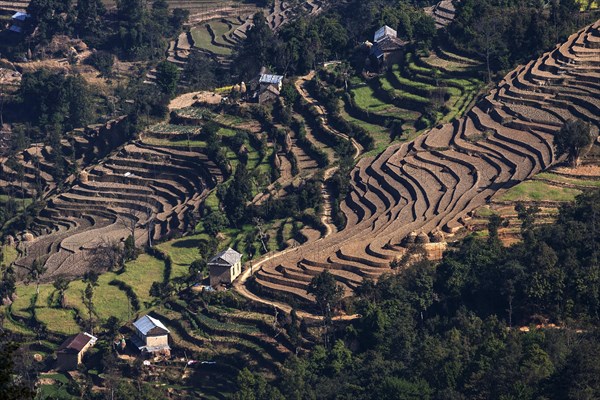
[231,260,242,282]
[56,353,79,371]
[210,264,231,287]
[145,334,169,348]
[384,50,404,68]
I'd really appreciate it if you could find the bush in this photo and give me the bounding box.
[87,50,114,77]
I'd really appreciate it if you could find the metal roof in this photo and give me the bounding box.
[259,74,284,85]
[209,248,242,267]
[12,12,30,21]
[374,25,397,43]
[133,315,170,336]
[57,332,97,353]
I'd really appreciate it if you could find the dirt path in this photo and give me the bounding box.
[233,241,360,323]
[294,71,363,159]
[233,70,368,319]
[294,71,363,237]
[168,91,222,110]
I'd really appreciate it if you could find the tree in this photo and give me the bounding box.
[554,119,595,167]
[84,282,96,334]
[53,276,70,308]
[155,61,180,97]
[87,50,114,77]
[27,0,72,42]
[473,8,506,83]
[29,258,46,295]
[184,52,219,90]
[0,266,16,305]
[307,270,343,347]
[203,211,228,237]
[188,259,207,286]
[0,333,35,400]
[222,164,253,227]
[234,12,276,80]
[75,0,106,40]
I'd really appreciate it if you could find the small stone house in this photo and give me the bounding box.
[257,73,284,104]
[56,332,97,371]
[8,12,30,34]
[131,315,170,356]
[369,25,407,70]
[209,248,243,287]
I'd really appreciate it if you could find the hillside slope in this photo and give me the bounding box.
[240,20,600,311]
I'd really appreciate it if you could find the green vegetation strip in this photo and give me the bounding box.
[496,180,582,202]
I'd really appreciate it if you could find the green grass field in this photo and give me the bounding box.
[497,181,582,202]
[2,245,18,265]
[535,172,600,188]
[4,254,166,335]
[191,25,233,56]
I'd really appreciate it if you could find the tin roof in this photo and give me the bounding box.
[12,12,30,21]
[259,74,284,85]
[209,247,242,267]
[374,25,397,43]
[133,315,170,336]
[57,332,97,354]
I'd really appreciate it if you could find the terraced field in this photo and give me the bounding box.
[170,0,326,70]
[5,135,222,280]
[339,45,484,153]
[239,20,600,312]
[0,0,254,15]
[424,0,457,30]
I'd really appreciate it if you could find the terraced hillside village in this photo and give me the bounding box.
[1,0,600,398]
[242,20,600,312]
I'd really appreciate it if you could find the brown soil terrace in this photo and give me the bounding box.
[236,20,600,314]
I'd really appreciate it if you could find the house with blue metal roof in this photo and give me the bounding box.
[131,315,171,355]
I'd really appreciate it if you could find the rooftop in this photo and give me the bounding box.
[57,332,97,354]
[12,12,30,21]
[259,74,284,85]
[133,315,170,336]
[374,25,397,43]
[370,36,408,57]
[209,247,242,267]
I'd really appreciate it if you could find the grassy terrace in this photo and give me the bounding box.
[191,24,233,56]
[210,19,237,48]
[496,180,582,203]
[3,254,166,335]
[336,47,484,157]
[534,172,600,188]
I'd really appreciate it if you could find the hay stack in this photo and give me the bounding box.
[431,231,445,243]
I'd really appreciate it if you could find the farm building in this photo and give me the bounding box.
[131,315,171,356]
[257,73,284,104]
[8,12,30,34]
[369,25,407,70]
[56,332,97,371]
[209,247,243,287]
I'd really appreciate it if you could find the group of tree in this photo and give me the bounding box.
[234,0,436,80]
[235,188,600,399]
[449,0,592,81]
[26,0,189,60]
[19,69,94,139]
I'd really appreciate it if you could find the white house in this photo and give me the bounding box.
[131,315,170,355]
[209,248,243,287]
